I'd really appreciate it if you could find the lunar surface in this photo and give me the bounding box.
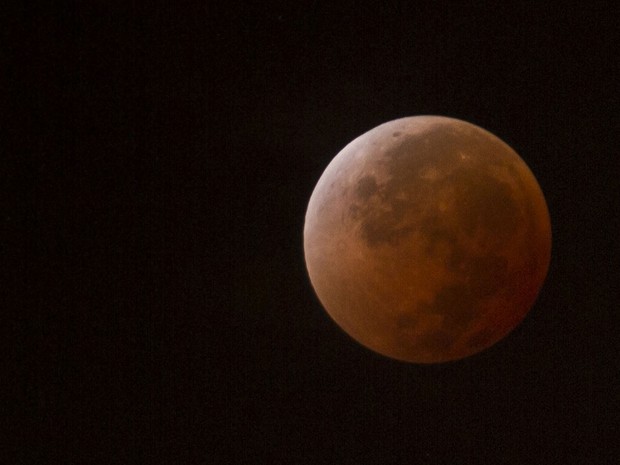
[304,116,551,363]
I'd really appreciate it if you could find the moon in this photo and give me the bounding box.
[304,116,551,363]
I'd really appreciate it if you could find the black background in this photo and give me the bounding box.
[14,1,618,463]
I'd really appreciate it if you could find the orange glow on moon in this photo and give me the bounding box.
[304,116,552,363]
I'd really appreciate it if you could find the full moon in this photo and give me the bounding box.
[304,116,551,363]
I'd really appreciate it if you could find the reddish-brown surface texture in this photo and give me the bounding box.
[304,116,551,363]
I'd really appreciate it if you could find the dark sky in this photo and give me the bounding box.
[16,1,618,464]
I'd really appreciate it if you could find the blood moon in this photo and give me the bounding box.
[304,116,551,363]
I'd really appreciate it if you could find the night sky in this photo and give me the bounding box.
[16,2,618,463]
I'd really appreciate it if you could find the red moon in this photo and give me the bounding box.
[304,116,551,363]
